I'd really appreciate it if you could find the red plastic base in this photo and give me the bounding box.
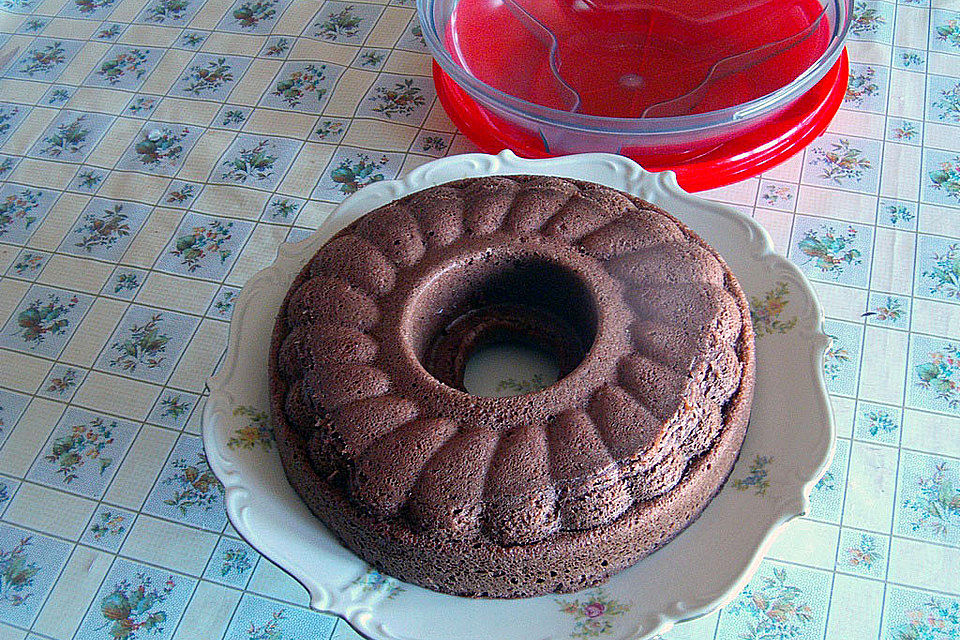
[433,50,848,192]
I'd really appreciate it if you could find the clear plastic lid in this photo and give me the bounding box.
[432,0,848,121]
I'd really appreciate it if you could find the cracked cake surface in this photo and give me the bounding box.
[269,175,756,598]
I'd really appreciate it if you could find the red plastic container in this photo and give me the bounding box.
[421,0,852,191]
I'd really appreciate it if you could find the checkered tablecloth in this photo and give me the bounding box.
[0,0,958,637]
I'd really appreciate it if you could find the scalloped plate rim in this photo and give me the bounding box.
[203,149,835,640]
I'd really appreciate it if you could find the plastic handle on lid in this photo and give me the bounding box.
[502,0,581,112]
[641,4,828,117]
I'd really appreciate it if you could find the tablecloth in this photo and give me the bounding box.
[0,0,958,637]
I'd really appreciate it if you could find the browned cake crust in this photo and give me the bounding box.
[269,176,756,598]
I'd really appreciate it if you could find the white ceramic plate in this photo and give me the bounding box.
[203,150,834,640]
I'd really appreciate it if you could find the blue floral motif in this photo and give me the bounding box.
[839,531,885,579]
[920,240,960,301]
[89,46,159,90]
[95,23,122,39]
[16,41,67,77]
[73,169,105,192]
[0,103,27,146]
[0,0,40,12]
[933,13,960,51]
[42,366,82,397]
[330,153,388,194]
[824,334,852,382]
[925,149,960,204]
[9,293,79,347]
[210,289,239,319]
[221,109,246,126]
[163,181,199,205]
[311,1,382,43]
[897,49,925,69]
[359,74,435,125]
[21,18,45,32]
[73,558,195,639]
[214,135,298,191]
[850,0,891,40]
[0,156,18,178]
[117,124,199,176]
[203,538,259,588]
[801,225,860,276]
[261,37,290,57]
[860,406,899,437]
[915,343,960,411]
[222,595,337,640]
[87,509,129,544]
[314,119,346,140]
[889,119,921,143]
[803,134,881,194]
[844,64,883,110]
[0,536,43,607]
[127,95,159,115]
[862,295,908,327]
[67,0,116,17]
[264,197,300,220]
[732,455,773,495]
[889,596,960,640]
[902,460,960,539]
[881,201,917,227]
[0,189,44,239]
[9,251,47,279]
[112,271,141,295]
[137,0,198,23]
[141,435,227,530]
[174,54,250,100]
[180,31,205,47]
[725,566,815,640]
[219,0,288,33]
[0,525,71,627]
[349,567,404,599]
[219,545,253,578]
[30,111,114,162]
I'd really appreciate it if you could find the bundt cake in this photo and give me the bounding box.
[269,175,755,598]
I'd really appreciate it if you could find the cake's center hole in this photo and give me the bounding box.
[462,341,560,397]
[408,254,598,397]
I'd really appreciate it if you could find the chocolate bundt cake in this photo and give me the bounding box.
[270,176,755,598]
